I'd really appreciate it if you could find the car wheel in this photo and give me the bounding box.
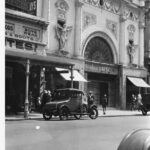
[43,111,52,120]
[89,107,98,119]
[74,114,82,120]
[141,109,147,116]
[59,107,69,120]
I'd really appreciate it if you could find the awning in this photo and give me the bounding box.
[128,77,150,88]
[56,68,87,82]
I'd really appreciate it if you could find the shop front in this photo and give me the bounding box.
[5,51,75,115]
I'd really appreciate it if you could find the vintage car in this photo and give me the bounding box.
[142,93,150,115]
[117,129,150,150]
[42,88,98,120]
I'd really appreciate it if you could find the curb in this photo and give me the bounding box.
[5,111,145,121]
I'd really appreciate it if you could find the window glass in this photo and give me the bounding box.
[5,0,37,16]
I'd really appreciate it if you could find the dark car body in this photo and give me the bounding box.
[142,93,150,115]
[42,88,98,120]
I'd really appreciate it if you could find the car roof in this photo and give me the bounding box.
[55,88,83,92]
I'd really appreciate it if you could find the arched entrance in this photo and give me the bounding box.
[84,36,118,108]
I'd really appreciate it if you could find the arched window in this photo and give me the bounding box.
[84,37,114,64]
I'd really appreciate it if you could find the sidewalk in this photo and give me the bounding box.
[5,109,145,121]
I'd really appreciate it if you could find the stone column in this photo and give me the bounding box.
[24,59,30,119]
[119,15,127,65]
[74,0,84,58]
[139,21,145,67]
[118,65,126,110]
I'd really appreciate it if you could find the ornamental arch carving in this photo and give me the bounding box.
[82,32,118,64]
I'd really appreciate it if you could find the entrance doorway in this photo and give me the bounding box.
[87,81,108,106]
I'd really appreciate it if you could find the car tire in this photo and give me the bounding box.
[43,111,52,120]
[141,109,147,116]
[89,107,98,119]
[59,107,69,120]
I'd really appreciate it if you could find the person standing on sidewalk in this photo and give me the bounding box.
[40,90,48,111]
[130,94,136,111]
[101,94,108,115]
[87,91,95,107]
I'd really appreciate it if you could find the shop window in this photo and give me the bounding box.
[5,0,37,16]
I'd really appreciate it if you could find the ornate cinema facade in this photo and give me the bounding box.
[5,0,149,114]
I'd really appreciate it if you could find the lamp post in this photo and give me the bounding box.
[24,59,30,119]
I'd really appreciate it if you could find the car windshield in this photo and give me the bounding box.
[53,90,83,101]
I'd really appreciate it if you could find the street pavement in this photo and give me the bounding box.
[5,108,146,121]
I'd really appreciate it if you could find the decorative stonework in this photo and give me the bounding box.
[83,0,121,14]
[83,11,96,30]
[55,23,72,51]
[127,24,136,41]
[55,0,69,21]
[105,0,120,13]
[123,6,138,21]
[106,19,117,39]
[127,40,138,64]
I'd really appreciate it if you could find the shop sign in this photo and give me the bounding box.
[85,63,118,75]
[5,22,41,42]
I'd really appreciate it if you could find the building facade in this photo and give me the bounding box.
[145,0,150,91]
[5,0,148,114]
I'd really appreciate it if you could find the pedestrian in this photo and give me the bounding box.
[40,90,48,111]
[136,93,143,111]
[101,94,108,115]
[36,97,41,111]
[130,94,136,111]
[87,91,95,106]
[47,90,52,102]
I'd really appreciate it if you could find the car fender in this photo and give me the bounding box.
[90,104,97,109]
[117,129,150,150]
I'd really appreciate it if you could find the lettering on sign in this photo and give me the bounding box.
[23,26,40,40]
[5,23,15,36]
[5,22,41,42]
[85,63,118,75]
